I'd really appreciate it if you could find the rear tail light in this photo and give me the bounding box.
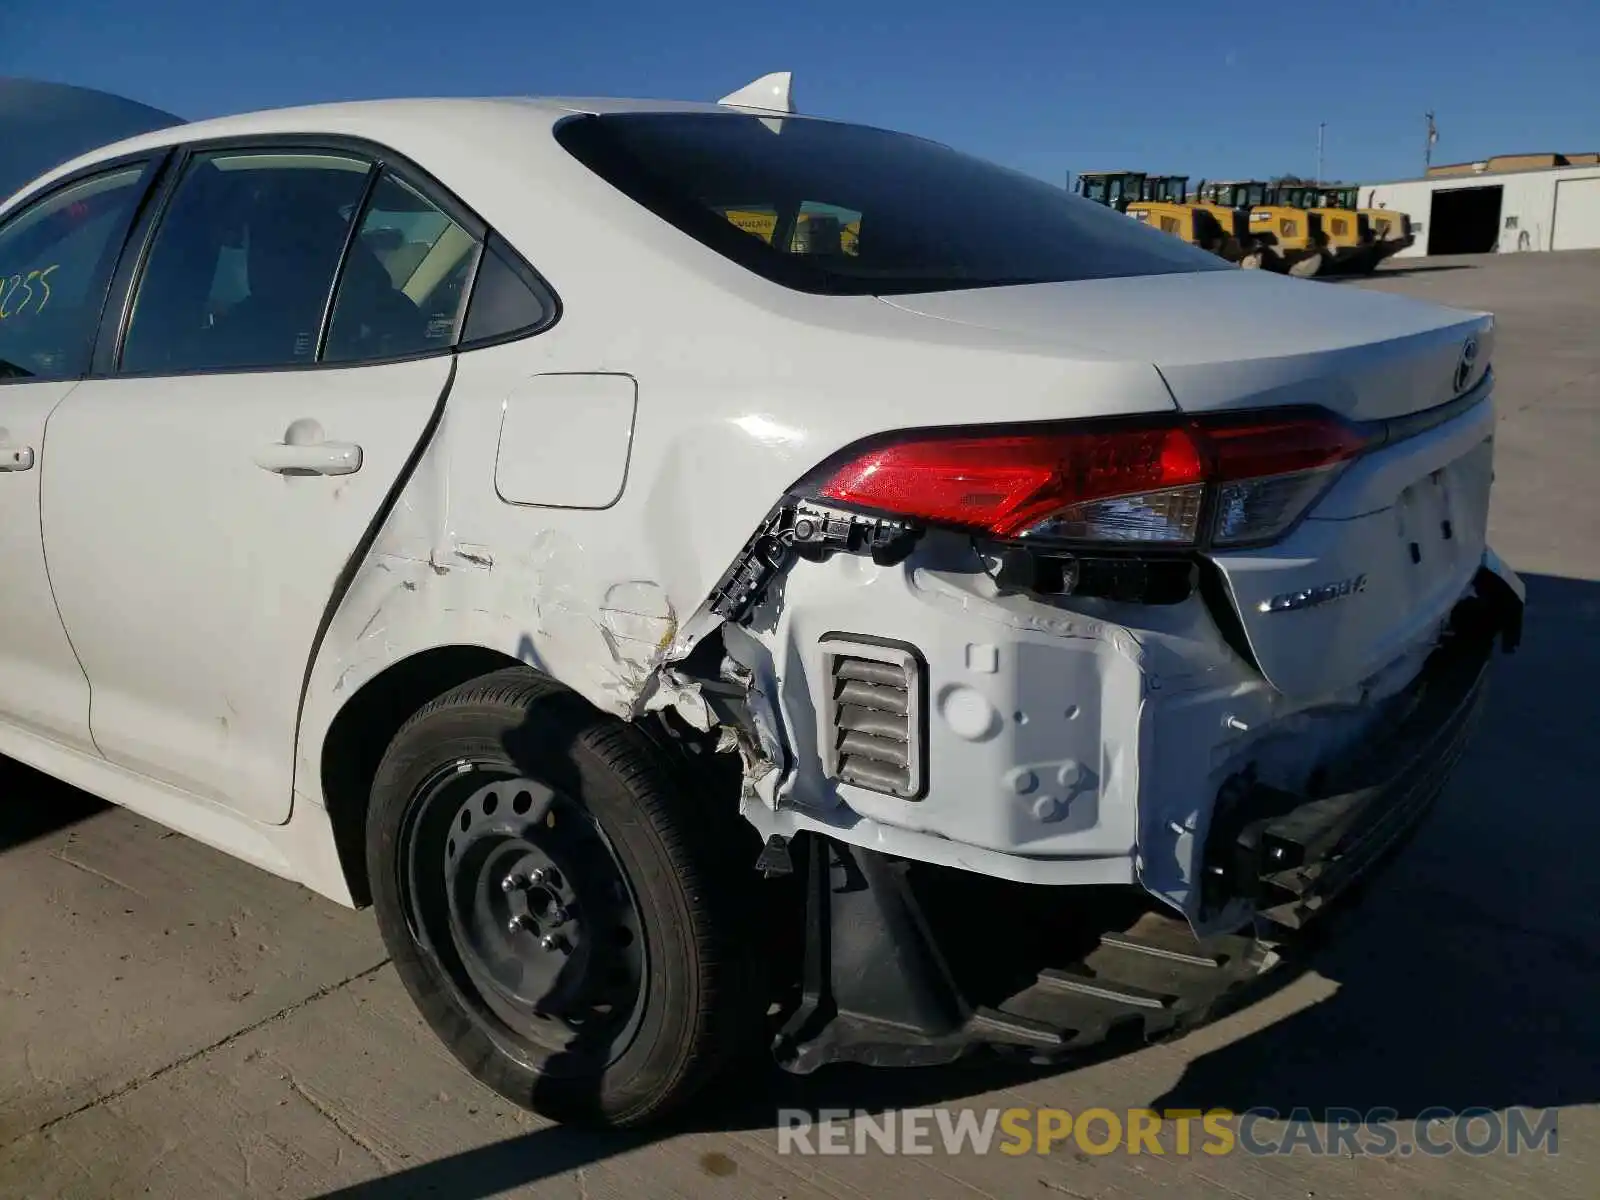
[811,410,1367,550]
[1205,411,1367,545]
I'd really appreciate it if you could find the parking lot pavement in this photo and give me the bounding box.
[3,250,1598,1199]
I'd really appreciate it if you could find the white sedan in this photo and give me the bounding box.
[0,73,1524,1127]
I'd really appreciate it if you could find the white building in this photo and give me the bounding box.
[1363,152,1600,258]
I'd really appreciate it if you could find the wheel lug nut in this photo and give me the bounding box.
[527,867,549,886]
[540,934,565,952]
[507,914,533,934]
[501,874,525,893]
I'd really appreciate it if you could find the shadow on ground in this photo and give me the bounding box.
[0,760,108,853]
[1372,261,1480,277]
[242,572,1600,1197]
[1152,571,1600,1117]
[1322,261,1479,284]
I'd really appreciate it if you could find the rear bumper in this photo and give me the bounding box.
[1200,575,1505,929]
[770,556,1524,1073]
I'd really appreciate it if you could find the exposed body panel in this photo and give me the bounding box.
[0,95,1520,923]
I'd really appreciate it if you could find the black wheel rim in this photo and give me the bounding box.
[400,759,648,1075]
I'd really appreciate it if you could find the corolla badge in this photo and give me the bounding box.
[1454,337,1478,394]
[1258,574,1368,614]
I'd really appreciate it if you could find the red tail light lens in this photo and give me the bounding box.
[1206,412,1367,481]
[1206,412,1368,546]
[813,411,1368,549]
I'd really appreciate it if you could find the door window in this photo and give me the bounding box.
[0,165,149,381]
[323,170,478,363]
[120,150,372,374]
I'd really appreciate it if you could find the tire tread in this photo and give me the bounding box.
[368,667,760,1127]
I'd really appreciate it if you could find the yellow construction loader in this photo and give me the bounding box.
[717,206,861,255]
[1192,180,1327,274]
[1255,184,1413,276]
[1071,171,1148,213]
[1315,185,1416,256]
[1124,175,1255,261]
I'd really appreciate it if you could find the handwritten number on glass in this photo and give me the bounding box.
[0,265,59,319]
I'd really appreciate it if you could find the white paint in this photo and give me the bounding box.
[0,710,353,905]
[1032,795,1065,821]
[1366,164,1600,256]
[938,684,1000,742]
[0,92,1520,918]
[1552,176,1600,251]
[0,382,96,754]
[494,373,637,509]
[965,643,999,673]
[884,272,1491,422]
[42,358,451,824]
[717,71,795,114]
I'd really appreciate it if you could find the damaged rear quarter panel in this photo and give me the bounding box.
[723,532,1263,878]
[295,232,1182,804]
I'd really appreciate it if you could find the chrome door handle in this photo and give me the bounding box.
[0,445,35,471]
[253,441,363,476]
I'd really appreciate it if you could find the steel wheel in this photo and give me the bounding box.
[368,667,765,1126]
[401,760,648,1075]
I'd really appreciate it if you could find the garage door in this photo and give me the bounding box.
[1552,177,1600,251]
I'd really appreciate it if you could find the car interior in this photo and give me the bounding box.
[120,155,477,374]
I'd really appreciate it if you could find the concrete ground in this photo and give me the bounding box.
[3,250,1598,1199]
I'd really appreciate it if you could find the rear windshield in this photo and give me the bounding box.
[554,113,1231,296]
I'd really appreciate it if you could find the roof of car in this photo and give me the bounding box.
[5,94,808,213]
[55,95,789,159]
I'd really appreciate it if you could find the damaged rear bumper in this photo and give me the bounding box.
[1201,569,1511,929]
[770,556,1524,1074]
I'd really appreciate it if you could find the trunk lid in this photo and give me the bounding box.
[878,269,1492,422]
[882,271,1498,699]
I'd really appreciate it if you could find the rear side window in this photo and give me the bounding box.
[555,113,1230,295]
[324,170,479,363]
[461,232,553,345]
[121,150,371,373]
[0,165,149,381]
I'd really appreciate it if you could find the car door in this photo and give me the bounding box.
[0,158,157,754]
[41,144,483,823]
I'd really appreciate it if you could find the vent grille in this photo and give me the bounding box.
[820,636,925,800]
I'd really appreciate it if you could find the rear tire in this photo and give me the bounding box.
[366,667,761,1128]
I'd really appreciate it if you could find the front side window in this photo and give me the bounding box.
[324,171,479,363]
[121,150,371,373]
[0,165,148,381]
[556,114,1227,296]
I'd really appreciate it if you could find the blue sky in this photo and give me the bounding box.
[3,0,1594,186]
